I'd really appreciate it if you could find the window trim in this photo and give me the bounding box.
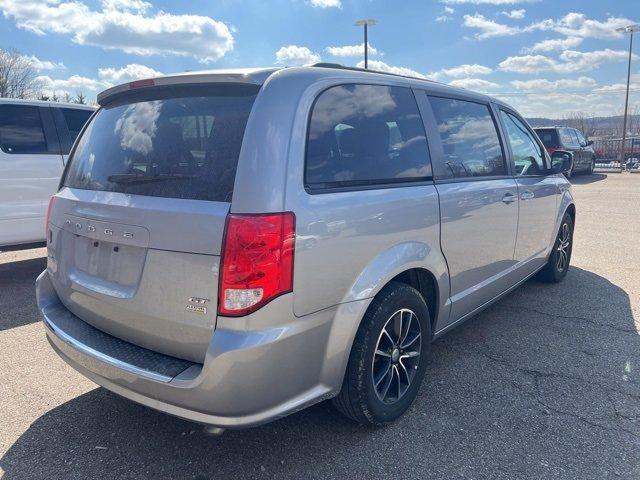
[0,104,55,155]
[425,94,510,183]
[498,107,551,177]
[303,82,434,195]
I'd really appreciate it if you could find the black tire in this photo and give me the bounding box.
[332,282,431,426]
[537,212,573,283]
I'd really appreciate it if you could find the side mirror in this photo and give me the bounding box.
[586,139,594,146]
[550,150,573,175]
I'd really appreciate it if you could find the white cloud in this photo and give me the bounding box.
[593,82,640,94]
[499,49,633,74]
[102,0,150,12]
[23,55,65,71]
[544,12,633,40]
[462,14,520,39]
[36,74,108,94]
[439,64,493,78]
[501,9,525,19]
[326,43,378,57]
[448,78,500,90]
[523,37,583,53]
[310,0,341,7]
[436,6,455,22]
[442,0,535,4]
[463,12,633,41]
[34,62,164,99]
[98,64,163,85]
[356,60,427,79]
[0,0,234,63]
[275,45,321,66]
[510,76,597,91]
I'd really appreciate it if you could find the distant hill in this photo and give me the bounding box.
[526,115,639,138]
[527,115,634,128]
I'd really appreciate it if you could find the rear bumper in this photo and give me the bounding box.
[36,269,365,428]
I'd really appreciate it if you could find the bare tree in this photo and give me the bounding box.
[0,48,41,98]
[63,92,72,103]
[562,112,597,138]
[74,91,86,104]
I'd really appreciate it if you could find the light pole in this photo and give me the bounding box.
[354,19,377,69]
[616,24,639,172]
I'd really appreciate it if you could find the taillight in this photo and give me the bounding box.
[45,196,56,241]
[218,212,295,316]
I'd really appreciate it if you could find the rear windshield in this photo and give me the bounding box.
[534,128,559,148]
[64,84,258,202]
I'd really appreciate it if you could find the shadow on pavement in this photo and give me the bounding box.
[2,266,639,479]
[0,256,46,331]
[570,173,608,185]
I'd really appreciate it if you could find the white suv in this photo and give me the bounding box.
[0,98,94,247]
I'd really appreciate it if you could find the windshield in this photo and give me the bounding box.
[64,84,259,202]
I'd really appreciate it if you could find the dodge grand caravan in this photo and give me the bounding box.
[36,65,575,430]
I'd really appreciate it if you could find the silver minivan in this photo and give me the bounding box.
[36,65,575,431]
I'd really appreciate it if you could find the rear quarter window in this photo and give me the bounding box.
[61,108,93,143]
[63,84,258,202]
[305,84,432,191]
[534,129,559,149]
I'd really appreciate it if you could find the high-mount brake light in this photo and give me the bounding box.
[129,79,155,89]
[218,213,295,316]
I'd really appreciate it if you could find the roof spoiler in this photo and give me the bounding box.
[97,69,277,106]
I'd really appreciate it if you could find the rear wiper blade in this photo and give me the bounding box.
[107,174,197,184]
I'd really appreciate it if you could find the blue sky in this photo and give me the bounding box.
[0,0,637,117]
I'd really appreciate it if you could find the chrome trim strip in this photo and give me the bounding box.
[42,312,173,383]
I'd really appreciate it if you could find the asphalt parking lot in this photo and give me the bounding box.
[1,173,639,480]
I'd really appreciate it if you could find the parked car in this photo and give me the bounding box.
[0,99,95,247]
[36,65,575,432]
[534,126,596,177]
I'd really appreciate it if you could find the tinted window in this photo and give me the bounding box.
[559,128,578,148]
[305,84,431,190]
[64,84,258,202]
[0,105,48,154]
[61,108,92,143]
[534,128,559,148]
[429,97,506,179]
[500,111,546,176]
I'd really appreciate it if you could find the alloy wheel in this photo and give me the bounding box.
[556,222,571,272]
[371,309,422,404]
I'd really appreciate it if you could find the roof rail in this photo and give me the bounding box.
[310,62,435,83]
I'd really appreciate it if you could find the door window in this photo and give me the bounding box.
[305,84,431,190]
[0,105,49,154]
[500,110,547,176]
[428,97,506,179]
